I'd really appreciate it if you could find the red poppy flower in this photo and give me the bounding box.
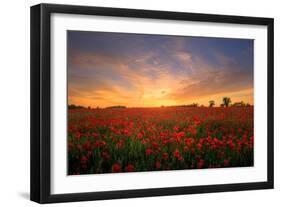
[178,131,185,138]
[145,148,153,155]
[173,149,181,159]
[112,163,122,173]
[155,161,161,169]
[137,133,143,139]
[75,131,81,141]
[223,159,229,167]
[162,152,169,160]
[126,164,135,172]
[227,140,235,150]
[141,139,147,145]
[83,140,92,151]
[173,126,179,131]
[197,143,202,151]
[197,159,204,168]
[92,132,99,138]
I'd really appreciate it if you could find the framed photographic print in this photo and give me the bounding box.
[30,3,274,203]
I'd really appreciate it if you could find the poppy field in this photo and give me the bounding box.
[67,107,254,175]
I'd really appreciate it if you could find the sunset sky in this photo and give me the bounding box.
[67,31,254,108]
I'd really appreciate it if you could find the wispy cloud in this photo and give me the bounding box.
[68,31,253,107]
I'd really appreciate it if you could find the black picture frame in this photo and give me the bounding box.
[30,3,274,204]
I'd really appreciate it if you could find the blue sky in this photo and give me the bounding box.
[67,31,253,107]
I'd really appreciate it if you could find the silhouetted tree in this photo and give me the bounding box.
[222,97,231,107]
[209,100,215,107]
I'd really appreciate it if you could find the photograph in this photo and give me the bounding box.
[30,3,274,203]
[67,31,254,175]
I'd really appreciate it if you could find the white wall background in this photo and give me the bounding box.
[0,0,279,206]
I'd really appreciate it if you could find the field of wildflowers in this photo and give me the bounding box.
[67,107,253,175]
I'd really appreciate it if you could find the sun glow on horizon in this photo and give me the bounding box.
[68,31,254,108]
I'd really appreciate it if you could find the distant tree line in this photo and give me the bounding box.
[208,97,252,107]
[68,104,127,109]
[161,97,251,108]
[68,104,86,109]
[69,97,252,110]
[106,105,127,109]
[164,103,199,108]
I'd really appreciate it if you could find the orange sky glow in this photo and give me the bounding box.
[68,31,254,108]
